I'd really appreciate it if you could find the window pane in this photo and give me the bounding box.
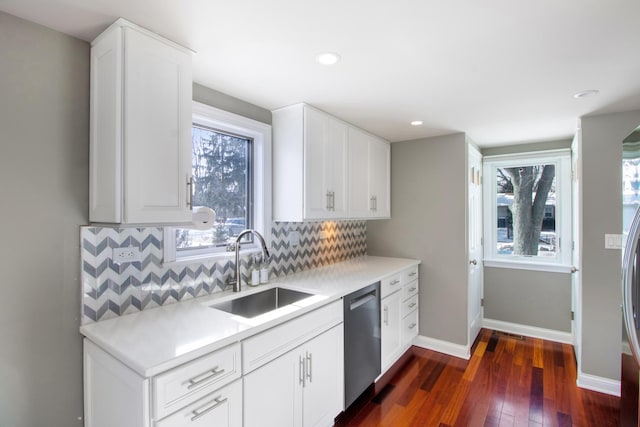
[496,164,556,257]
[177,126,252,251]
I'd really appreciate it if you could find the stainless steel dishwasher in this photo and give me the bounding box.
[343,282,381,408]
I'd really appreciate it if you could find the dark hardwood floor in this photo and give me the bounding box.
[336,329,620,427]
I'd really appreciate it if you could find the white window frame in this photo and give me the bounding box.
[483,149,572,273]
[163,101,272,264]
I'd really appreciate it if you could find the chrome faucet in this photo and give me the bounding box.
[228,229,270,292]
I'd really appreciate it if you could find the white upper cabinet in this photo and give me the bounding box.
[273,104,348,221]
[90,19,193,224]
[272,103,390,221]
[347,128,391,219]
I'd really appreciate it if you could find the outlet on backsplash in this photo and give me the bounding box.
[112,246,140,263]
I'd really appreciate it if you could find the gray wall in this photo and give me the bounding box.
[580,110,640,381]
[367,133,469,346]
[0,12,89,427]
[481,139,573,332]
[483,268,571,331]
[193,83,271,124]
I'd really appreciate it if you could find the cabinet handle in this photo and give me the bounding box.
[408,287,417,292]
[374,196,377,211]
[370,196,376,211]
[326,191,332,210]
[306,352,312,383]
[408,323,417,330]
[408,271,417,277]
[190,395,227,421]
[186,176,194,209]
[185,366,225,389]
[408,302,417,308]
[331,192,336,210]
[299,355,306,387]
[390,279,400,286]
[383,306,389,325]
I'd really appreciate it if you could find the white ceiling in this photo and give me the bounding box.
[3,0,640,146]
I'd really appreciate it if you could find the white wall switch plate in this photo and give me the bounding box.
[288,230,300,246]
[319,230,330,240]
[112,246,140,263]
[605,234,623,249]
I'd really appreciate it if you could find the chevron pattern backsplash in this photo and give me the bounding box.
[81,220,367,324]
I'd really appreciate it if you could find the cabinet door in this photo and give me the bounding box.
[243,349,302,427]
[326,119,348,218]
[302,325,344,427]
[381,291,403,372]
[303,107,329,219]
[347,127,371,218]
[304,108,348,219]
[123,27,192,223]
[369,137,390,218]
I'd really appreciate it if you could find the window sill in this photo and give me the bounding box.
[162,246,261,268]
[483,259,573,274]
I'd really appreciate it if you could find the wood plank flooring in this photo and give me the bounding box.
[335,329,620,427]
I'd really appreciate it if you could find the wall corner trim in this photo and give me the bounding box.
[576,371,621,397]
[483,318,573,344]
[413,335,471,360]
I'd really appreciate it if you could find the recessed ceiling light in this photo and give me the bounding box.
[573,89,599,99]
[411,120,423,126]
[315,52,341,65]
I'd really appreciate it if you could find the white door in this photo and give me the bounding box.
[303,107,329,219]
[381,290,402,371]
[302,326,343,427]
[571,128,582,369]
[243,350,301,427]
[468,144,483,346]
[347,127,372,218]
[124,26,192,223]
[369,138,391,218]
[326,119,348,218]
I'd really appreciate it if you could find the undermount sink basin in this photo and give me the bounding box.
[210,287,314,318]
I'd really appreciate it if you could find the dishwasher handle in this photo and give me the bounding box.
[349,291,377,311]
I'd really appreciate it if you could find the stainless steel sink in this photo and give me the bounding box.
[210,287,314,318]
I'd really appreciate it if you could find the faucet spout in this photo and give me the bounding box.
[230,229,270,292]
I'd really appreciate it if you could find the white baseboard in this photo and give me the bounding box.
[483,318,573,344]
[577,370,621,397]
[413,335,471,360]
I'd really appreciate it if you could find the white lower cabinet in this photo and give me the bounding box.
[244,324,344,427]
[380,266,420,375]
[83,340,242,427]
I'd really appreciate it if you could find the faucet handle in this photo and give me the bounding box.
[226,242,238,252]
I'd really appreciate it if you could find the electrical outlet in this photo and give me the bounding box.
[319,230,330,240]
[112,247,140,263]
[604,234,622,250]
[289,230,301,246]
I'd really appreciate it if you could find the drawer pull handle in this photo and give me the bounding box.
[408,323,417,330]
[390,279,400,286]
[186,366,225,389]
[190,395,227,421]
[306,352,313,383]
[408,271,417,277]
[408,287,417,292]
[408,302,417,308]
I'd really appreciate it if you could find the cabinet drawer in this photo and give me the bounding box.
[402,310,419,344]
[403,266,419,283]
[155,379,242,427]
[243,299,343,374]
[402,280,419,300]
[153,342,241,420]
[402,294,419,317]
[381,273,402,298]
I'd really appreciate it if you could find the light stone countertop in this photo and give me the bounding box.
[79,255,420,377]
